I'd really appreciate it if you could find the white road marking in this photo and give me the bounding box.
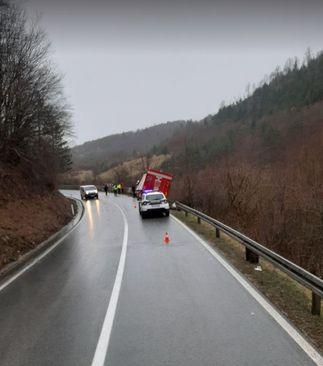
[0,201,83,293]
[91,202,129,366]
[171,214,323,366]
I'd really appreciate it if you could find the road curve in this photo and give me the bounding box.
[0,190,320,366]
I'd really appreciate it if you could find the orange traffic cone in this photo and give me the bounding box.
[163,232,170,244]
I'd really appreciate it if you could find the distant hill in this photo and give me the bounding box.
[72,121,186,174]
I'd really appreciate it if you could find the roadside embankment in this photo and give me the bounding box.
[0,168,75,271]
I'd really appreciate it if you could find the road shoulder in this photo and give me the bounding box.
[171,210,323,363]
[0,198,84,291]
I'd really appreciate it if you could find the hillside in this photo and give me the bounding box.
[97,154,170,183]
[0,166,74,272]
[72,121,186,174]
[62,154,170,185]
[154,51,323,169]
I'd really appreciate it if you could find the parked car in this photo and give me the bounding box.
[80,185,99,200]
[138,191,170,218]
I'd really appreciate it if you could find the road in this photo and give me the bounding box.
[0,191,320,366]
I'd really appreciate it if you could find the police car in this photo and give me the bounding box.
[138,191,170,218]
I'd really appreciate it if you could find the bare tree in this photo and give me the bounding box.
[0,1,72,187]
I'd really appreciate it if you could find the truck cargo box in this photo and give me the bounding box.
[136,169,173,198]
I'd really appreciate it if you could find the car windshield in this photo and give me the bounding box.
[85,186,96,190]
[146,193,164,201]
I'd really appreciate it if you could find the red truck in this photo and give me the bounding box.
[136,169,173,199]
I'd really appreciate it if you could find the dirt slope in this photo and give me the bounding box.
[0,168,73,270]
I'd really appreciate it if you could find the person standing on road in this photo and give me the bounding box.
[104,184,108,196]
[117,183,122,194]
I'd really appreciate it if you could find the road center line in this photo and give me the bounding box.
[91,202,129,366]
[171,214,323,366]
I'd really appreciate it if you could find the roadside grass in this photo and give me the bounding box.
[172,210,323,353]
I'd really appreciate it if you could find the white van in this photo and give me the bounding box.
[80,185,99,200]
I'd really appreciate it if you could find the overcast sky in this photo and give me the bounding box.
[20,0,323,144]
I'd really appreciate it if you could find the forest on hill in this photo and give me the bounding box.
[0,1,73,268]
[163,50,323,277]
[157,49,323,169]
[72,120,185,174]
[67,50,323,277]
[0,1,72,187]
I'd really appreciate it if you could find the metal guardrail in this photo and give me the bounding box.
[175,201,323,316]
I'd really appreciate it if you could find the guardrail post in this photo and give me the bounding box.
[215,228,220,238]
[311,292,321,316]
[245,247,259,264]
[197,217,201,224]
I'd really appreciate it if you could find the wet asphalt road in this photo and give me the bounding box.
[0,191,319,366]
